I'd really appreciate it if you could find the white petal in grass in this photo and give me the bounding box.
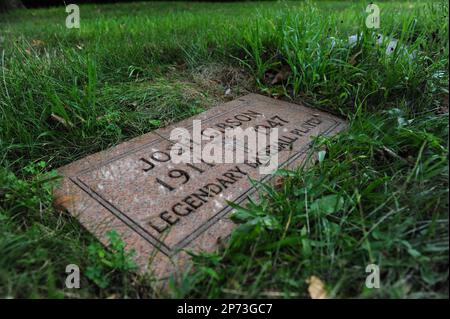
[433,71,446,79]
[318,150,326,164]
[376,33,384,45]
[385,38,398,55]
[329,37,337,50]
[375,33,417,60]
[348,34,360,46]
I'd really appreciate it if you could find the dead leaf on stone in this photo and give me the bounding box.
[306,275,328,299]
[348,49,363,65]
[53,195,78,211]
[271,65,291,85]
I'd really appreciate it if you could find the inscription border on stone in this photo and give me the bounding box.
[67,108,341,257]
[56,93,347,277]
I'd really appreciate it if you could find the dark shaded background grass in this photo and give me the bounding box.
[0,0,448,298]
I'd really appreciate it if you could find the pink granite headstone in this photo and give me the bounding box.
[54,94,346,279]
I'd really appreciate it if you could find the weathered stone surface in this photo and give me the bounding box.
[55,93,346,279]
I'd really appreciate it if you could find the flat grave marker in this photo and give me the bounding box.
[55,93,346,279]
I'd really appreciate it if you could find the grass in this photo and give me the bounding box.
[0,0,448,298]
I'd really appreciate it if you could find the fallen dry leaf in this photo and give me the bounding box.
[50,113,74,128]
[273,176,285,189]
[437,94,449,114]
[31,39,44,47]
[53,195,78,211]
[271,65,291,85]
[348,49,363,65]
[307,275,328,299]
